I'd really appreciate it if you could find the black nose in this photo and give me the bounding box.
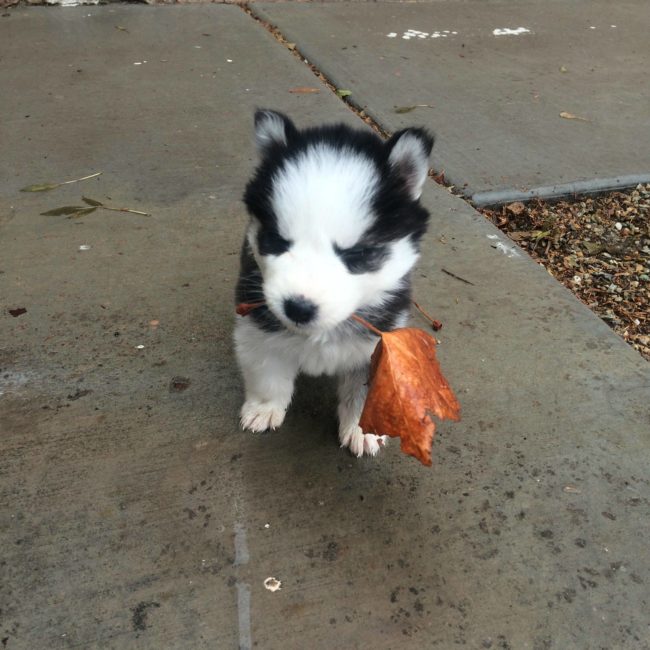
[283,296,318,325]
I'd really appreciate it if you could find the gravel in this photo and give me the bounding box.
[481,184,650,361]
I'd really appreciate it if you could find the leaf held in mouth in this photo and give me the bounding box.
[357,322,460,466]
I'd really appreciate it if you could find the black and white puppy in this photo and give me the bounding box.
[235,110,434,457]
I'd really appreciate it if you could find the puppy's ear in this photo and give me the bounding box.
[254,109,297,155]
[386,128,434,200]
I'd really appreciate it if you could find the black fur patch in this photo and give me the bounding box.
[334,242,389,274]
[235,242,283,333]
[243,114,433,250]
[257,228,292,256]
[355,276,413,333]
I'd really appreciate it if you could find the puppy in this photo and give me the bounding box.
[235,110,433,457]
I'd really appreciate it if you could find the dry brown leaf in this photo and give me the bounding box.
[506,201,526,215]
[289,87,320,94]
[430,169,446,185]
[358,324,460,466]
[559,111,589,122]
[508,230,533,241]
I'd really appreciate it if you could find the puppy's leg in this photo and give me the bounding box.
[337,365,388,457]
[235,322,298,432]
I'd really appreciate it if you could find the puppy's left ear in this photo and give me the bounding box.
[254,109,298,155]
[386,128,434,200]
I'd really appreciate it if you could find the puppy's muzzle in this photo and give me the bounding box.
[283,296,318,325]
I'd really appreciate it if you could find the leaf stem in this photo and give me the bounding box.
[351,314,383,336]
[102,206,150,216]
[236,301,266,316]
[60,172,103,186]
[412,301,443,331]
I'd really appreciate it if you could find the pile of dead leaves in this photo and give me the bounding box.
[482,184,650,360]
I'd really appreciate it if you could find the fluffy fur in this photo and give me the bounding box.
[235,110,434,457]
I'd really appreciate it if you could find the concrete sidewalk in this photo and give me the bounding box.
[253,0,650,204]
[1,5,649,650]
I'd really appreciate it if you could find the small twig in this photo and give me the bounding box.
[60,172,102,186]
[441,268,475,286]
[102,206,150,216]
[412,301,442,331]
[351,314,383,337]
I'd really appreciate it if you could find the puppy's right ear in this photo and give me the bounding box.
[254,109,297,155]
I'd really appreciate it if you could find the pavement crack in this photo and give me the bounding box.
[241,4,387,137]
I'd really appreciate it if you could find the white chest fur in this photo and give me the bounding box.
[235,318,376,376]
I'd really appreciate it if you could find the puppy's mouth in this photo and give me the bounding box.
[237,299,349,335]
[271,298,345,335]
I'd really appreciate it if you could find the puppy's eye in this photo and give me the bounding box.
[258,229,292,256]
[335,243,388,274]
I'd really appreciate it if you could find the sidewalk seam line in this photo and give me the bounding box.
[241,2,469,199]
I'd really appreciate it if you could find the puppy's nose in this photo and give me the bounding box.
[283,296,318,325]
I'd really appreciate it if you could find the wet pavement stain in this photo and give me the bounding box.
[131,601,160,632]
[169,376,191,392]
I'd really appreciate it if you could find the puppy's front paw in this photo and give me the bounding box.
[339,425,388,458]
[240,399,287,432]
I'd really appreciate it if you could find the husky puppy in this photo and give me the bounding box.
[235,110,433,457]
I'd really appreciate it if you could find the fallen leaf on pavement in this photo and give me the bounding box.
[19,183,61,193]
[82,196,103,206]
[8,307,27,317]
[336,89,352,98]
[69,207,98,219]
[41,205,89,216]
[289,86,320,94]
[560,111,589,122]
[41,198,149,218]
[508,230,532,241]
[394,104,434,114]
[20,172,102,193]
